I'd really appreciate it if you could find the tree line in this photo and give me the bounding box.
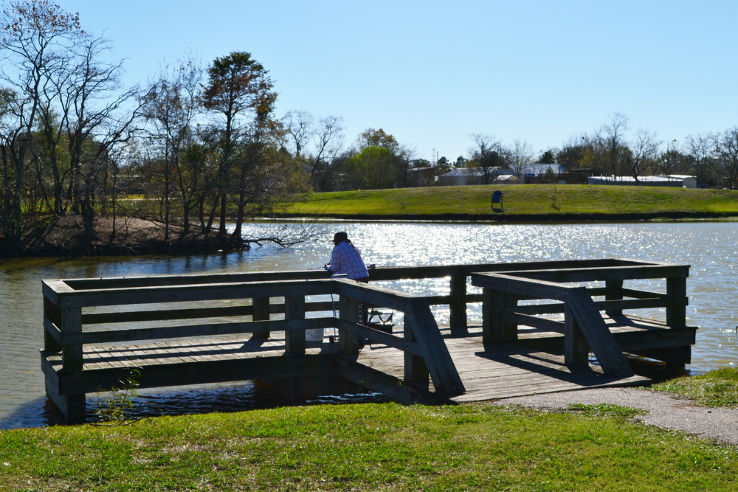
[545,113,738,189]
[1,1,736,256]
[285,111,738,191]
[0,1,417,255]
[0,0,309,254]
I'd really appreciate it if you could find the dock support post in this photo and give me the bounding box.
[449,271,468,336]
[60,307,85,423]
[605,279,624,318]
[564,305,589,369]
[252,296,270,340]
[404,319,429,391]
[339,295,361,354]
[664,276,689,370]
[285,295,305,356]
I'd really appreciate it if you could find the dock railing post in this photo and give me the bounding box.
[404,318,429,391]
[482,288,517,350]
[252,296,270,340]
[449,270,468,336]
[284,295,306,356]
[60,306,85,423]
[338,294,361,354]
[564,304,589,369]
[605,278,624,318]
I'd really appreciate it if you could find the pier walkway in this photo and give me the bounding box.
[41,259,694,422]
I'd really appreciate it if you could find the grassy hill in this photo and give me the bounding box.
[277,184,738,219]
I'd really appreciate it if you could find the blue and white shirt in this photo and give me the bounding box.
[328,241,369,280]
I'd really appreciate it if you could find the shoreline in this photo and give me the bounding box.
[271,210,738,223]
[0,217,244,259]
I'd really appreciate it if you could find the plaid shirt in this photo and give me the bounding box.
[328,241,369,280]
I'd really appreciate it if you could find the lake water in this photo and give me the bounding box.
[1,221,736,429]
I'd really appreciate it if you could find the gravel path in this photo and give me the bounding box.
[492,387,738,445]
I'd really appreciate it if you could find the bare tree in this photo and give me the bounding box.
[309,115,343,183]
[627,129,660,181]
[0,0,81,252]
[594,113,629,178]
[509,139,534,178]
[282,110,312,158]
[141,59,203,236]
[280,111,344,190]
[686,133,719,187]
[61,34,140,246]
[658,139,682,175]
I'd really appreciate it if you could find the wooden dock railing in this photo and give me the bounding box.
[41,274,464,422]
[471,259,692,377]
[46,258,659,337]
[368,258,684,334]
[41,259,692,422]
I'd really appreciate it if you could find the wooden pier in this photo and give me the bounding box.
[41,259,696,422]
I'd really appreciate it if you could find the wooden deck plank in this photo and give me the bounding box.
[160,340,200,364]
[82,346,103,371]
[351,331,648,403]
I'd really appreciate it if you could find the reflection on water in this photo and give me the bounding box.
[1,221,736,429]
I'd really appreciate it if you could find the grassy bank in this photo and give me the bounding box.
[277,184,738,219]
[1,401,736,490]
[654,367,738,407]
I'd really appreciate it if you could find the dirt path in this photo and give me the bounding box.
[493,387,738,445]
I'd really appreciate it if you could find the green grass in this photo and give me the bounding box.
[277,184,738,217]
[1,403,735,490]
[566,403,647,418]
[653,367,738,408]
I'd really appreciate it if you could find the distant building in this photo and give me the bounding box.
[520,163,566,183]
[437,167,483,185]
[406,166,438,187]
[437,167,511,186]
[587,175,697,188]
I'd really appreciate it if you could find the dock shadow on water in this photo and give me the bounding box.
[0,383,387,429]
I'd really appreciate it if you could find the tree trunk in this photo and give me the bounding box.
[205,192,217,233]
[81,187,96,253]
[198,196,206,232]
[164,157,170,241]
[218,191,227,235]
[181,200,190,233]
[230,163,246,247]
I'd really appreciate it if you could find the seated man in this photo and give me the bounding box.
[325,231,369,282]
[324,231,370,332]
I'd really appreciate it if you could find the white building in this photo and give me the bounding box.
[587,175,697,188]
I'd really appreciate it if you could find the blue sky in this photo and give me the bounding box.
[61,0,738,161]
